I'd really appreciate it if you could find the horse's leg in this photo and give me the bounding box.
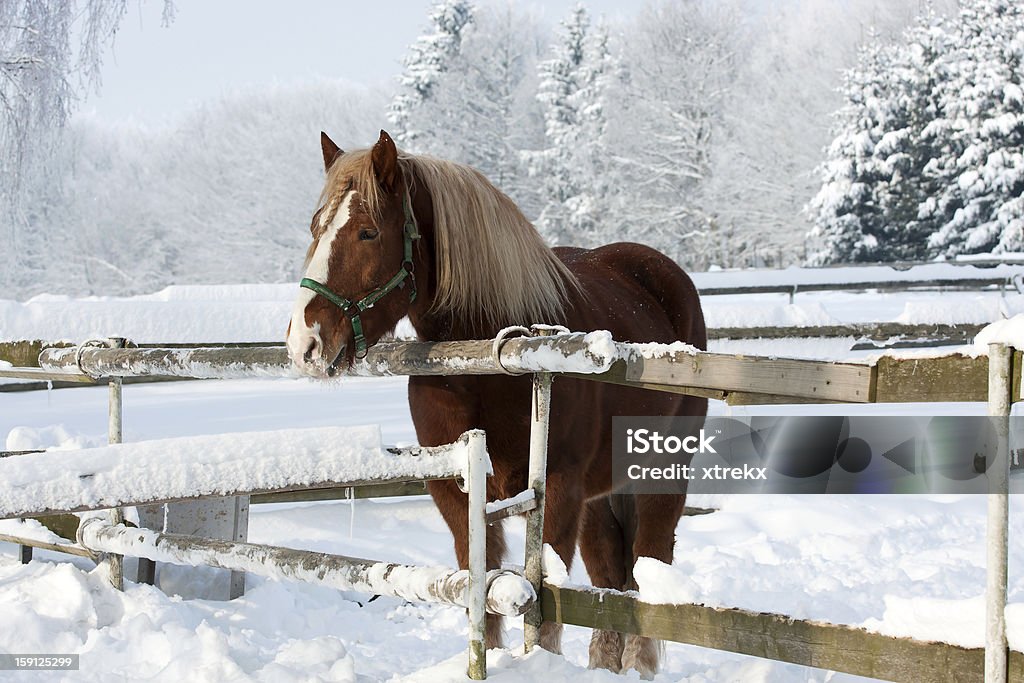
[578,496,628,672]
[537,471,584,655]
[620,492,686,680]
[427,478,509,648]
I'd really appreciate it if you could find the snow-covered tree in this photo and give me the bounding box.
[926,0,1024,256]
[390,2,546,217]
[0,0,174,295]
[810,0,1023,263]
[414,5,547,216]
[808,14,954,264]
[387,0,474,148]
[15,81,384,297]
[531,4,618,246]
[606,1,736,267]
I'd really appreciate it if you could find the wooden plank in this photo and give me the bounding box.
[875,355,990,403]
[566,361,729,401]
[541,583,1024,682]
[571,362,857,406]
[710,322,985,344]
[251,481,430,504]
[485,497,538,525]
[0,367,97,383]
[622,353,875,403]
[0,533,95,559]
[0,340,63,368]
[701,277,1010,297]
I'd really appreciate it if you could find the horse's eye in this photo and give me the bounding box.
[359,228,379,241]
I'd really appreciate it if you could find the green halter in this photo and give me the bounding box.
[300,194,419,359]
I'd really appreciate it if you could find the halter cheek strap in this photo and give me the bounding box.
[300,194,420,359]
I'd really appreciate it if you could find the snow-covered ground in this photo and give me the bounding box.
[3,275,1024,681]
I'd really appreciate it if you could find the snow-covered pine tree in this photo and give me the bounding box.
[387,0,474,149]
[926,0,1024,256]
[808,12,953,264]
[531,4,618,247]
[415,5,547,217]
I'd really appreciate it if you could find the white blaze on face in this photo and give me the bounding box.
[287,191,354,365]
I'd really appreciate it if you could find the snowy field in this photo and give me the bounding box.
[3,272,1024,681]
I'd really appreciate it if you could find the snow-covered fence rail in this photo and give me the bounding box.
[540,582,1022,682]
[694,261,1024,302]
[75,517,534,619]
[0,426,473,520]
[710,321,985,347]
[0,427,514,680]
[28,333,1008,406]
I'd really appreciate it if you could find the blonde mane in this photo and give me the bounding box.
[321,148,579,329]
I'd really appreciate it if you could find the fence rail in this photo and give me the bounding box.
[541,583,1022,683]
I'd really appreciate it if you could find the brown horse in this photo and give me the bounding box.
[286,130,707,677]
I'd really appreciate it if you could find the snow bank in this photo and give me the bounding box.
[3,275,1019,350]
[0,426,474,518]
[974,314,1024,351]
[704,302,837,329]
[0,284,295,343]
[634,494,1002,649]
[692,261,1024,289]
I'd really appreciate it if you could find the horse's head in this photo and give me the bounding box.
[287,130,419,376]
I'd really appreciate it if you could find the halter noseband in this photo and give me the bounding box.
[299,194,420,359]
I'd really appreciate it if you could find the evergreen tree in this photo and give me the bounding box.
[387,0,474,148]
[811,0,1024,263]
[531,4,617,246]
[926,0,1024,256]
[808,14,953,264]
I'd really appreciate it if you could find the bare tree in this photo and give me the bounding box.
[0,0,173,292]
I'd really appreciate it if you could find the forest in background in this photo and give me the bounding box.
[4,0,1003,299]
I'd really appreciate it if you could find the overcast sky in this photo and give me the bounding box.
[84,0,636,124]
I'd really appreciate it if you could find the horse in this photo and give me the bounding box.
[286,130,707,678]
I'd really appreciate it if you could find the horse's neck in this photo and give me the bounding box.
[408,296,490,343]
[405,263,496,343]
[403,180,506,343]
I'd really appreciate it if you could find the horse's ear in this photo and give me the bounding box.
[321,131,342,171]
[371,130,398,191]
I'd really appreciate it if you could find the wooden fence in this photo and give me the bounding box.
[0,334,1019,681]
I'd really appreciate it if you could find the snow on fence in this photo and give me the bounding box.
[0,426,474,519]
[3,332,1023,681]
[695,260,1024,302]
[0,426,518,680]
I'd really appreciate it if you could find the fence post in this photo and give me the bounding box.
[523,331,555,653]
[986,342,1012,683]
[466,431,488,680]
[104,338,126,590]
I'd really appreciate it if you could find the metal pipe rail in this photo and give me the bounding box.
[36,334,616,380]
[76,517,534,619]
